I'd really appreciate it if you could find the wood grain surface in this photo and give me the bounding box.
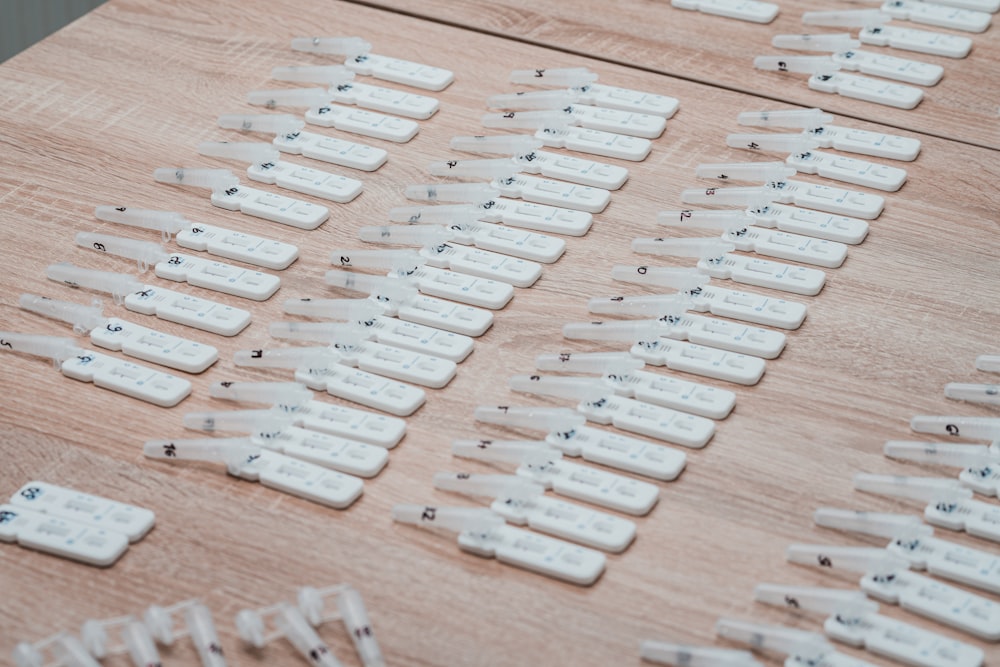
[362,0,1000,150]
[1,1,998,665]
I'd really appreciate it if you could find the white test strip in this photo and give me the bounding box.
[385,292,494,337]
[123,285,252,336]
[879,0,992,32]
[492,173,611,213]
[264,426,388,478]
[88,318,217,374]
[514,455,660,515]
[343,52,454,91]
[563,103,667,139]
[533,125,652,161]
[282,399,406,448]
[477,197,593,236]
[685,283,807,329]
[831,49,944,86]
[766,179,885,219]
[723,225,848,267]
[576,392,716,448]
[235,449,364,510]
[247,160,363,203]
[653,312,786,358]
[420,243,542,288]
[354,315,474,362]
[670,0,780,23]
[176,223,299,270]
[272,129,387,171]
[0,503,129,567]
[749,203,869,245]
[785,150,906,192]
[515,150,629,190]
[808,72,924,110]
[697,253,826,296]
[886,533,1000,596]
[824,610,984,667]
[926,497,1000,543]
[305,104,419,143]
[209,183,329,229]
[390,266,514,310]
[858,25,973,59]
[806,125,921,162]
[572,82,679,118]
[9,482,154,543]
[491,493,635,553]
[599,368,736,419]
[448,220,566,264]
[60,349,191,407]
[328,80,439,119]
[547,425,688,480]
[154,254,280,301]
[332,340,457,389]
[860,568,1000,641]
[630,338,766,386]
[295,365,426,417]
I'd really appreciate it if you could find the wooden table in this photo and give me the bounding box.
[1,1,998,665]
[368,0,1000,150]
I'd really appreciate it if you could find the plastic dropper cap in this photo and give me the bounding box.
[480,110,574,130]
[432,472,545,501]
[945,383,1000,406]
[0,331,82,363]
[391,504,505,534]
[282,298,383,321]
[291,36,372,57]
[772,33,861,52]
[388,204,482,224]
[45,262,144,302]
[246,88,331,109]
[695,162,796,182]
[753,56,840,75]
[331,248,426,271]
[427,158,520,179]
[357,225,454,247]
[657,209,755,231]
[93,206,189,238]
[153,168,239,191]
[404,182,500,203]
[611,265,711,291]
[486,90,580,110]
[801,9,891,27]
[535,351,644,374]
[639,640,762,667]
[450,134,544,155]
[509,67,598,87]
[736,108,834,129]
[632,237,735,259]
[75,232,169,270]
[473,405,586,431]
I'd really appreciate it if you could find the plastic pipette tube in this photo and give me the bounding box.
[771,33,861,51]
[94,206,189,238]
[153,168,240,191]
[680,186,776,207]
[450,134,544,155]
[271,64,355,86]
[563,320,663,342]
[588,294,693,317]
[853,473,974,501]
[736,108,834,129]
[486,90,579,110]
[233,347,338,369]
[356,225,453,247]
[611,265,709,291]
[694,161,796,182]
[143,436,260,464]
[977,355,1000,372]
[246,88,330,108]
[535,351,644,373]
[753,583,879,616]
[802,9,891,27]
[197,141,281,165]
[480,110,573,130]
[269,321,369,345]
[786,543,911,575]
[324,270,419,300]
[813,507,933,539]
[473,405,586,431]
[883,440,996,466]
[291,36,372,56]
[0,331,81,363]
[19,294,106,334]
[632,238,735,259]
[452,438,563,465]
[388,204,482,224]
[726,133,821,153]
[911,415,1000,440]
[657,209,754,231]
[46,262,145,302]
[391,504,505,533]
[208,381,314,407]
[509,67,598,87]
[75,232,169,270]
[427,158,520,179]
[639,640,762,666]
[331,248,426,270]
[282,298,383,321]
[753,56,840,74]
[182,409,294,434]
[432,472,545,501]
[404,182,499,203]
[945,383,1000,406]
[715,617,830,661]
[217,113,304,135]
[509,374,609,402]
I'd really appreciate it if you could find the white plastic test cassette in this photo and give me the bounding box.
[808,72,924,110]
[572,82,679,118]
[392,505,605,585]
[197,140,363,203]
[209,381,406,449]
[283,297,474,362]
[858,25,973,58]
[806,126,921,162]
[324,270,494,337]
[509,374,716,448]
[47,263,252,337]
[764,180,885,219]
[452,439,660,515]
[477,197,593,236]
[830,49,943,86]
[344,52,454,91]
[492,173,611,214]
[686,282,809,329]
[153,168,330,230]
[514,150,629,190]
[787,543,1000,641]
[474,404,688,480]
[754,583,984,667]
[144,438,364,509]
[630,338,767,386]
[327,80,439,119]
[784,150,906,192]
[563,104,667,139]
[433,473,636,553]
[183,409,389,478]
[714,618,840,667]
[19,294,218,374]
[419,242,542,288]
[671,0,779,23]
[444,219,567,264]
[94,205,300,270]
[533,125,653,161]
[387,265,515,310]
[639,641,762,667]
[814,507,1000,596]
[10,481,155,543]
[305,104,419,143]
[0,502,130,567]
[271,128,388,172]
[745,203,869,244]
[880,0,991,32]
